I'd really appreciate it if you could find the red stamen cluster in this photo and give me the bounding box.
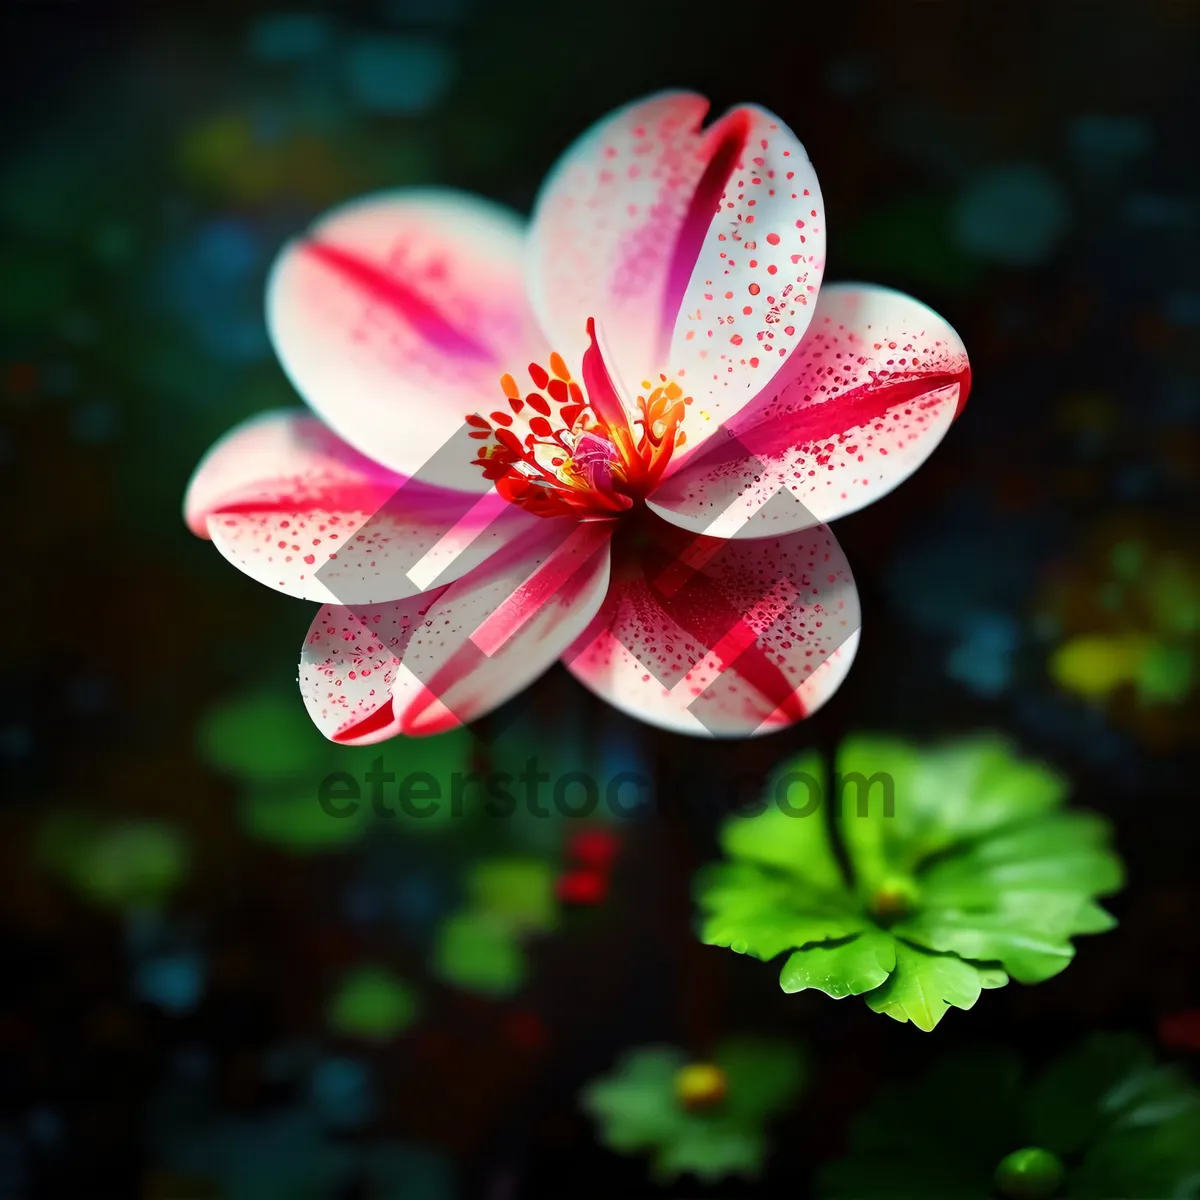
[469,335,692,519]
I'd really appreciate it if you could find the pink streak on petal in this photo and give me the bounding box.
[667,104,827,458]
[398,519,613,734]
[470,520,617,657]
[738,367,971,457]
[184,408,400,538]
[267,191,546,484]
[659,107,752,361]
[333,696,398,744]
[304,239,494,363]
[527,91,737,383]
[650,283,971,536]
[185,409,528,604]
[563,515,858,737]
[300,588,446,744]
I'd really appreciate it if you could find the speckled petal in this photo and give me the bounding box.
[667,104,826,458]
[300,518,614,742]
[185,409,532,604]
[299,590,443,745]
[563,513,859,737]
[649,285,971,537]
[526,92,745,390]
[267,190,545,487]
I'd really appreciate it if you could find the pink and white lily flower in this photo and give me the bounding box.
[185,92,970,741]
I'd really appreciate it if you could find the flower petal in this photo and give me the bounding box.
[667,104,826,453]
[299,589,442,745]
[267,190,545,487]
[301,518,614,742]
[526,92,746,388]
[185,409,535,603]
[649,284,971,537]
[563,513,859,737]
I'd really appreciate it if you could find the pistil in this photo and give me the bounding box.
[469,320,692,518]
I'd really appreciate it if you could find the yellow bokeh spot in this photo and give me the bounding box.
[1050,634,1151,699]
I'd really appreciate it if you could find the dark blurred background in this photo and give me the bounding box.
[1,0,1197,1196]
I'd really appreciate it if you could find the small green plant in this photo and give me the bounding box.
[820,1034,1200,1198]
[582,1038,805,1182]
[695,735,1123,1030]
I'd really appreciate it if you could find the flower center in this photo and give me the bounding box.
[868,875,921,924]
[673,1062,728,1110]
[468,319,691,518]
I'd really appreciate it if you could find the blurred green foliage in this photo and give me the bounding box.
[328,966,419,1041]
[432,857,558,996]
[821,1034,1200,1198]
[583,1038,806,1183]
[197,686,477,849]
[38,813,189,910]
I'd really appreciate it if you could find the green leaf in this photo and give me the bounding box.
[431,911,526,997]
[825,1035,1200,1199]
[1030,1039,1200,1195]
[1106,1063,1200,1129]
[1023,1033,1154,1155]
[1066,900,1119,935]
[1070,1100,1200,1199]
[863,941,986,1031]
[697,735,1122,1029]
[696,862,865,961]
[978,966,1011,989]
[1071,1129,1200,1199]
[896,898,1097,984]
[919,813,1123,902]
[832,734,922,891]
[780,929,897,998]
[837,734,1065,891]
[724,752,848,895]
[820,1050,1021,1198]
[327,967,418,1040]
[1030,1037,1200,1198]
